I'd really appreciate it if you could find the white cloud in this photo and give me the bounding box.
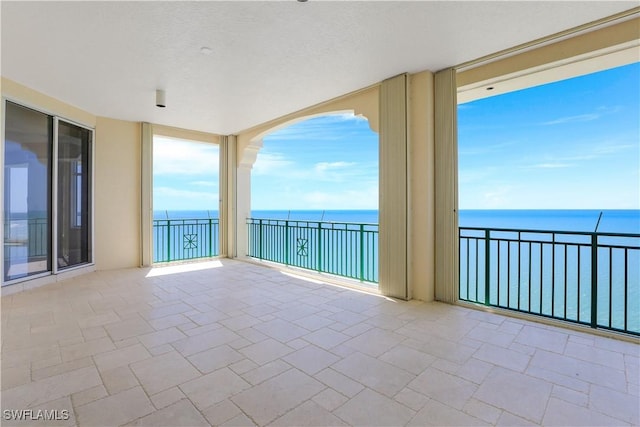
[253,152,373,183]
[481,185,515,209]
[524,163,573,169]
[314,161,355,172]
[302,185,378,210]
[189,181,217,187]
[153,137,219,176]
[541,106,622,127]
[542,113,600,125]
[154,187,218,210]
[459,141,517,156]
[266,114,372,142]
[458,168,495,184]
[252,152,294,175]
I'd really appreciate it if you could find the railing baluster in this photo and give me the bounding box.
[551,234,556,317]
[317,222,322,272]
[528,241,532,313]
[285,220,290,266]
[208,218,213,257]
[517,232,521,311]
[167,219,171,262]
[359,224,365,282]
[624,248,628,332]
[577,246,581,323]
[259,219,263,260]
[507,240,511,308]
[474,237,479,302]
[590,233,598,329]
[609,247,613,328]
[540,243,544,315]
[497,240,501,306]
[484,229,490,306]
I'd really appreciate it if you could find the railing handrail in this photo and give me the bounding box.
[153,218,220,223]
[247,217,379,227]
[460,225,640,239]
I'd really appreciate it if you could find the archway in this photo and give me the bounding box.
[242,111,380,285]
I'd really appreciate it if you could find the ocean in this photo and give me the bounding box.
[153,209,640,233]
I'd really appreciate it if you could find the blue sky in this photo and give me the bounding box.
[458,62,639,209]
[153,62,638,212]
[252,114,378,210]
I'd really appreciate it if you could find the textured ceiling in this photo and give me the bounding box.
[1,1,636,135]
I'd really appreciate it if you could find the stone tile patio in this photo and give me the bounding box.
[1,259,638,426]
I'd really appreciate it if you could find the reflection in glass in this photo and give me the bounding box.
[57,121,92,269]
[4,102,52,281]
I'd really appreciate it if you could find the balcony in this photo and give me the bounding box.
[151,219,639,336]
[1,259,637,426]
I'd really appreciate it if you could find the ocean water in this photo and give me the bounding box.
[154,209,639,233]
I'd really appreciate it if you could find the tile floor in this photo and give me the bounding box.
[1,259,638,426]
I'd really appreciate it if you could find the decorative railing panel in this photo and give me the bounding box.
[153,219,219,263]
[247,218,378,284]
[459,227,640,335]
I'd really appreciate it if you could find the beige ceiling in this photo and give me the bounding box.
[1,1,636,135]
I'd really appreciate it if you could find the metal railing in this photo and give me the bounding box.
[3,218,49,257]
[247,218,379,283]
[153,218,219,263]
[459,227,640,335]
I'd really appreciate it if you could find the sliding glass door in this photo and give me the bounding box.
[57,121,92,269]
[4,103,52,281]
[3,101,93,283]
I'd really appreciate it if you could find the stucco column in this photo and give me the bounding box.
[235,139,263,258]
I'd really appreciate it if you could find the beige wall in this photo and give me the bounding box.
[94,117,141,270]
[1,78,97,127]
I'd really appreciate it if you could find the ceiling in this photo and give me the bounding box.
[1,1,636,135]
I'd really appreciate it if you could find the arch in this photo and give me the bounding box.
[237,85,379,170]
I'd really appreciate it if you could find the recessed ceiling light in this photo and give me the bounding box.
[200,47,213,55]
[297,0,308,2]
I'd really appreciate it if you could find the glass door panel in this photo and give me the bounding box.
[4,102,52,281]
[57,121,92,269]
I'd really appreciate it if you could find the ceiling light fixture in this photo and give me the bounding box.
[156,89,166,108]
[200,46,213,55]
